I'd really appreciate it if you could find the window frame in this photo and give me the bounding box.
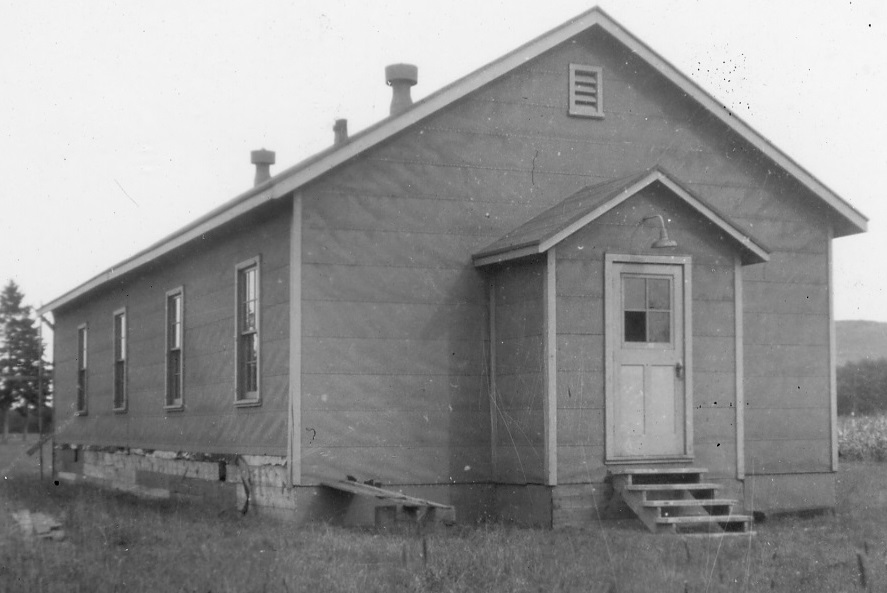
[112,307,128,412]
[568,63,604,119]
[76,323,88,415]
[165,287,185,411]
[621,275,674,346]
[235,256,262,406]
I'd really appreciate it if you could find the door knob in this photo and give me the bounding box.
[675,361,684,379]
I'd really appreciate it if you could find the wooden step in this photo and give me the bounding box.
[611,468,708,487]
[643,499,735,517]
[657,514,754,534]
[623,482,721,493]
[642,498,736,508]
[610,466,752,535]
[609,467,708,476]
[657,514,752,525]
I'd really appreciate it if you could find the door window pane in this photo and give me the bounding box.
[624,311,646,342]
[647,311,671,343]
[623,277,645,310]
[647,278,670,310]
[622,275,672,344]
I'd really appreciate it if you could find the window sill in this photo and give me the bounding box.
[75,410,88,417]
[568,111,605,119]
[113,406,127,414]
[164,403,184,412]
[234,398,262,408]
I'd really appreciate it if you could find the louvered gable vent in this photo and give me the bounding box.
[569,64,603,118]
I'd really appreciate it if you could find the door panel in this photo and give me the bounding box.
[606,257,691,460]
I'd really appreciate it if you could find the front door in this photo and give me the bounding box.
[605,254,692,461]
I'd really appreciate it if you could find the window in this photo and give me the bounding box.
[623,275,672,344]
[113,309,127,411]
[76,324,88,414]
[568,64,603,118]
[165,288,184,409]
[236,258,260,404]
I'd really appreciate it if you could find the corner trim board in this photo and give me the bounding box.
[543,248,558,485]
[288,196,303,486]
[734,256,745,479]
[827,225,838,472]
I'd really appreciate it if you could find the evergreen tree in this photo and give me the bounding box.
[0,280,50,440]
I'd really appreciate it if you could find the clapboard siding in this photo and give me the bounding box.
[557,371,604,409]
[302,263,485,305]
[743,251,828,284]
[301,373,486,412]
[694,372,736,407]
[558,408,605,446]
[746,439,831,474]
[301,445,492,484]
[745,407,830,442]
[303,410,489,449]
[303,301,485,341]
[490,260,545,483]
[745,375,829,408]
[557,445,608,484]
[53,201,291,454]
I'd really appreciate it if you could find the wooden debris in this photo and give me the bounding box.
[321,479,456,526]
[11,510,65,541]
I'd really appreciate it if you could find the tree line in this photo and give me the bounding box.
[0,280,51,440]
[838,358,887,416]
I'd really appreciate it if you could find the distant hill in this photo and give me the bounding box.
[836,320,887,366]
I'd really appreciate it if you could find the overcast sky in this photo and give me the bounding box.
[1,1,885,323]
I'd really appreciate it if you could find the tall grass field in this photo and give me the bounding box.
[839,414,887,461]
[3,436,887,592]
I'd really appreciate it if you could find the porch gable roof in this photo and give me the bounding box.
[472,167,771,267]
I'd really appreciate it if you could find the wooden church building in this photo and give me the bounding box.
[40,7,867,529]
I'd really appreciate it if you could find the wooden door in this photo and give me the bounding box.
[606,256,692,461]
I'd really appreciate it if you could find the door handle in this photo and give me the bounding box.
[675,361,684,379]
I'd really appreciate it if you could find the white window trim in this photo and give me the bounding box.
[164,287,185,411]
[76,323,88,416]
[112,307,127,413]
[235,256,262,406]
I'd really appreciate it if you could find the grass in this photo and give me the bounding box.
[839,414,887,461]
[2,438,887,592]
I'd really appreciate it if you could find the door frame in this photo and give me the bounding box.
[604,253,694,463]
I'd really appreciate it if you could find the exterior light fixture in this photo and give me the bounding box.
[643,214,677,248]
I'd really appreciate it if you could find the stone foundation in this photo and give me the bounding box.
[53,445,494,525]
[57,445,754,528]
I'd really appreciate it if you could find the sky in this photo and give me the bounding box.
[1,1,885,323]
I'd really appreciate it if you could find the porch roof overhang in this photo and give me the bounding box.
[472,167,771,267]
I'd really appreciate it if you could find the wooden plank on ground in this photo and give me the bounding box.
[321,480,454,510]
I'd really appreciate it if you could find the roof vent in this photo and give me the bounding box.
[385,63,418,116]
[250,149,275,186]
[333,119,348,146]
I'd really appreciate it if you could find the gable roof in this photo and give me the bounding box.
[39,6,866,315]
[472,167,771,267]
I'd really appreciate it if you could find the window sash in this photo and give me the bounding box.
[76,326,88,413]
[113,311,127,410]
[165,291,184,407]
[236,260,260,402]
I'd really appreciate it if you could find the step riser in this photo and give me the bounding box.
[610,467,753,535]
